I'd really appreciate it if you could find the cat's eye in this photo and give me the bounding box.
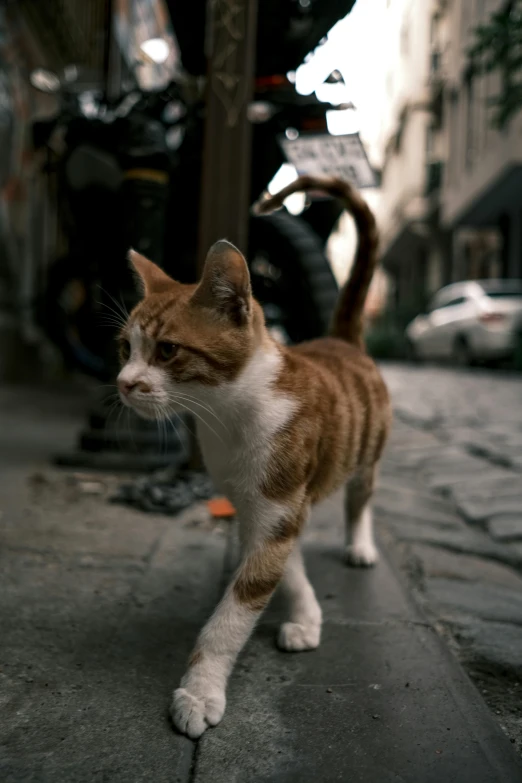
[157,342,178,361]
[120,339,131,361]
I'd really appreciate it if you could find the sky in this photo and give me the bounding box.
[285,0,392,286]
[293,0,389,167]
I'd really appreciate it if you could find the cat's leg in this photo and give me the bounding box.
[277,543,322,652]
[345,467,379,567]
[171,504,299,739]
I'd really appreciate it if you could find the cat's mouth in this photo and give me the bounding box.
[119,391,168,421]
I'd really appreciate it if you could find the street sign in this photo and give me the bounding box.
[279,132,377,189]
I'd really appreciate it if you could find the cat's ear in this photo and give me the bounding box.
[128,249,176,296]
[191,240,252,325]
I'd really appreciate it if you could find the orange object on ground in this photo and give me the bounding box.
[207,497,236,518]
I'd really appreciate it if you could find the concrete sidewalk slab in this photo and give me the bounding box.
[0,520,225,782]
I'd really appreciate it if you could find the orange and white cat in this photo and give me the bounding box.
[117,176,391,738]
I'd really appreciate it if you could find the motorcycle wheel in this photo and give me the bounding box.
[249,210,339,343]
[39,256,114,380]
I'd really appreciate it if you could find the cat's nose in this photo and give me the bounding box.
[118,379,150,396]
[118,380,136,397]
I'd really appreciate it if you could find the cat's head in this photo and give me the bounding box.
[117,241,263,419]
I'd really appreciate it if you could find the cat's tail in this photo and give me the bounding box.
[252,175,378,348]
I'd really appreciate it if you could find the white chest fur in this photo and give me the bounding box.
[193,346,297,512]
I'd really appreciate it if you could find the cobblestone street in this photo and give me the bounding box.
[379,364,522,752]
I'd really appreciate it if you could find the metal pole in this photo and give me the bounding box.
[187,0,258,469]
[197,0,259,273]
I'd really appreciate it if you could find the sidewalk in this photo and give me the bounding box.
[1,383,521,782]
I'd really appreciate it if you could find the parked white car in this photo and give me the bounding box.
[405,280,522,365]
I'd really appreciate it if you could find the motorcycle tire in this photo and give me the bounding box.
[249,210,339,343]
[39,255,113,380]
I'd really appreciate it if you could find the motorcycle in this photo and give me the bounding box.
[31,67,186,379]
[30,65,339,380]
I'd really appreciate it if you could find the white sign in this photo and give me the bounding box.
[280,133,377,189]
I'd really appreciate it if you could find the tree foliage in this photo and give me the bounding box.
[468,0,522,128]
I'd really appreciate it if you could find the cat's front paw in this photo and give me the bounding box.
[277,621,321,652]
[345,542,379,567]
[170,687,226,739]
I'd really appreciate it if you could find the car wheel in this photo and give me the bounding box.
[452,335,473,367]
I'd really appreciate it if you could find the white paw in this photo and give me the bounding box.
[170,687,226,739]
[345,542,379,567]
[277,621,321,652]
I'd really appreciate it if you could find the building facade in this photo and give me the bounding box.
[439,0,522,280]
[351,0,522,322]
[363,0,448,319]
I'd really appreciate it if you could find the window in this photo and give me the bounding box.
[438,296,466,309]
[487,291,522,299]
[430,292,467,311]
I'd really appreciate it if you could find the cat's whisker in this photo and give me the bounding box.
[165,393,222,428]
[104,399,120,424]
[94,299,127,328]
[164,412,182,446]
[97,317,127,330]
[118,293,129,319]
[97,286,129,321]
[165,392,228,431]
[159,406,168,457]
[164,396,225,443]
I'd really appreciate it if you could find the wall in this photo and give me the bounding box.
[441,0,522,229]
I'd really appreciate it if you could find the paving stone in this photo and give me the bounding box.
[451,474,522,500]
[374,486,460,527]
[482,426,522,447]
[409,544,522,591]
[385,430,440,452]
[426,578,522,626]
[453,621,522,677]
[443,427,505,448]
[378,517,521,568]
[425,468,511,494]
[441,430,516,467]
[384,444,452,470]
[393,401,438,428]
[456,496,522,525]
[376,475,443,501]
[510,456,522,472]
[487,515,522,541]
[420,451,490,476]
